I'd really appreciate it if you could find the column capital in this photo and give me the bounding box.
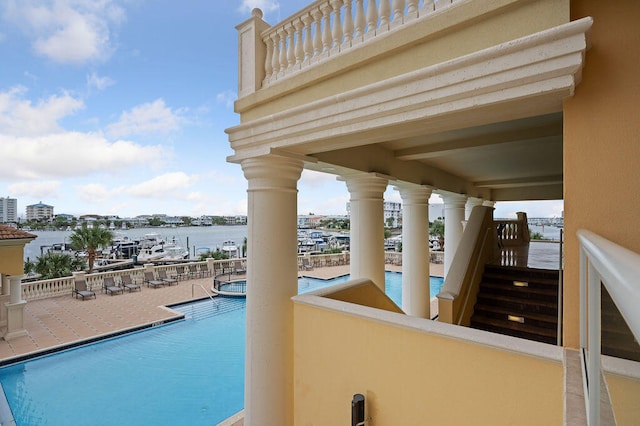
[241,155,304,191]
[395,184,433,205]
[440,192,467,208]
[343,173,389,199]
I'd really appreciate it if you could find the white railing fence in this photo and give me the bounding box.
[578,229,640,425]
[260,0,458,86]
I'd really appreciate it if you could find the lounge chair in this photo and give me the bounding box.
[120,274,141,292]
[144,271,165,289]
[198,264,211,277]
[73,279,96,300]
[188,264,201,279]
[301,258,313,271]
[176,265,189,281]
[103,276,123,295]
[157,269,178,286]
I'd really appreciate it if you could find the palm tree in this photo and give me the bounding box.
[69,224,114,273]
[34,252,86,279]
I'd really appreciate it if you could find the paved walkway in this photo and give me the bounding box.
[0,263,444,363]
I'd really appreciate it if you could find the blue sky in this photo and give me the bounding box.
[0,0,563,220]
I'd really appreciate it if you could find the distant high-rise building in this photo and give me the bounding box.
[0,196,18,223]
[26,201,54,221]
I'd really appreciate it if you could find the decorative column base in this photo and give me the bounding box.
[4,301,28,341]
[0,294,9,328]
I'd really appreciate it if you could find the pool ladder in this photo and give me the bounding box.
[191,283,219,308]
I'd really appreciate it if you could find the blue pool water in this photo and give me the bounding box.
[0,273,443,425]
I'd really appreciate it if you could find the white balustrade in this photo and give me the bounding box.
[260,0,458,85]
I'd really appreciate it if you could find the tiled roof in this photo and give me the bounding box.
[0,225,37,241]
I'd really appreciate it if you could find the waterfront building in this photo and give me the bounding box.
[226,1,639,425]
[0,197,17,224]
[346,201,402,227]
[25,202,53,221]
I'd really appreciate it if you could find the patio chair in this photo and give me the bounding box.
[157,269,178,286]
[144,271,165,289]
[175,265,189,281]
[103,276,123,296]
[188,264,201,279]
[301,257,313,271]
[120,274,141,292]
[73,279,96,300]
[198,264,211,277]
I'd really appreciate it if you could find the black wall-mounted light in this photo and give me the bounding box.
[352,393,365,426]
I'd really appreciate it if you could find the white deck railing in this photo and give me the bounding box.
[260,0,458,86]
[578,229,640,425]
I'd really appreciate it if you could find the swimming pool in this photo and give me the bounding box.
[0,273,443,425]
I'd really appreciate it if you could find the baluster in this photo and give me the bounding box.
[294,19,305,65]
[302,14,314,61]
[285,24,296,69]
[312,9,323,56]
[342,0,354,45]
[330,0,343,49]
[270,32,280,76]
[277,28,287,74]
[321,4,332,53]
[392,0,405,24]
[263,35,274,81]
[366,0,378,35]
[379,0,391,30]
[354,0,365,40]
[422,0,435,13]
[407,0,419,18]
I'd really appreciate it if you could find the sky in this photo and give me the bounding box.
[0,0,563,220]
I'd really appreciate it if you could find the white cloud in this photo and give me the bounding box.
[0,132,167,180]
[76,183,112,204]
[87,72,115,92]
[106,99,184,138]
[0,86,84,137]
[3,0,125,64]
[239,0,281,15]
[216,90,236,109]
[125,172,200,198]
[8,180,61,199]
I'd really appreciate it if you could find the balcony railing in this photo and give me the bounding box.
[578,229,640,425]
[238,0,460,96]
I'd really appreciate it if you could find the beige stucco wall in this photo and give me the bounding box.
[238,0,569,121]
[563,0,640,348]
[605,372,640,426]
[293,301,564,425]
[0,245,26,276]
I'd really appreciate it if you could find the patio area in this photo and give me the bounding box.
[0,262,442,364]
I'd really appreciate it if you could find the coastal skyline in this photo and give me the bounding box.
[0,0,563,220]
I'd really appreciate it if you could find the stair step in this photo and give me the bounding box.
[470,315,557,344]
[482,271,559,288]
[479,282,557,300]
[473,304,557,328]
[475,293,558,315]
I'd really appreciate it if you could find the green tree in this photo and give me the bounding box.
[24,258,36,276]
[530,231,544,240]
[198,249,229,261]
[69,224,114,273]
[34,252,86,279]
[430,219,445,251]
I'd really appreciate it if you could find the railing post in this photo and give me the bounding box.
[236,8,270,98]
[586,262,601,425]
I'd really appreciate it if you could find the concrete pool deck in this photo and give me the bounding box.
[0,263,443,363]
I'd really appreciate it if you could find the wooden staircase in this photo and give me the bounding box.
[470,264,560,344]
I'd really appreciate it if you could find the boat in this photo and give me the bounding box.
[221,240,239,258]
[136,233,189,263]
[160,244,190,262]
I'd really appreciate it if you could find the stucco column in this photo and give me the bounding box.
[4,275,27,340]
[465,197,484,221]
[441,193,467,276]
[397,184,433,318]
[482,200,496,207]
[241,155,303,426]
[345,173,388,290]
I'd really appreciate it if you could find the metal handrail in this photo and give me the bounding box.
[192,283,218,307]
[577,229,640,425]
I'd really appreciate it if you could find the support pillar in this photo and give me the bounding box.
[441,193,467,276]
[345,173,388,290]
[397,184,433,318]
[0,274,9,328]
[465,197,484,221]
[241,155,303,426]
[4,276,27,341]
